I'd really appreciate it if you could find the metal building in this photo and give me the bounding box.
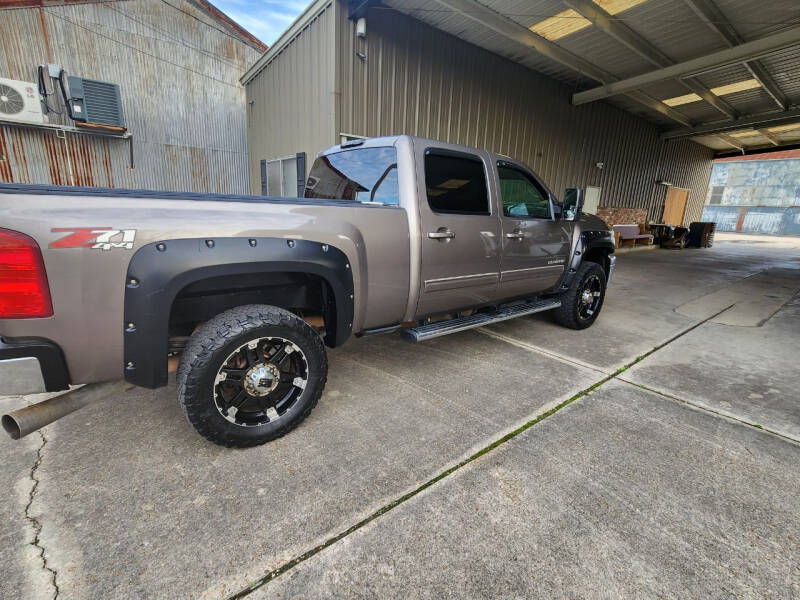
[241,0,800,225]
[702,150,800,234]
[0,0,264,193]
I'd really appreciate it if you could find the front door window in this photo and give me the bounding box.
[498,165,551,219]
[497,161,568,295]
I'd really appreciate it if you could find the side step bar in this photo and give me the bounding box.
[401,298,561,343]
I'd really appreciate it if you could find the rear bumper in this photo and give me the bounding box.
[607,255,617,285]
[0,337,70,395]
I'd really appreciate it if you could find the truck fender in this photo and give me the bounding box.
[557,231,615,293]
[123,237,354,389]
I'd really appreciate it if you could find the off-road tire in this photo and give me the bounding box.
[553,261,607,330]
[177,305,327,447]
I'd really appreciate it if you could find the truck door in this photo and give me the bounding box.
[495,161,570,297]
[415,147,502,318]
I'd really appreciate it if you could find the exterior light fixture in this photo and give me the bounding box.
[356,17,367,38]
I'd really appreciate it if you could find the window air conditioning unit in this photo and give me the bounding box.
[0,78,47,125]
[67,76,125,128]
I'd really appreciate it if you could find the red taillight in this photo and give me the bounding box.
[0,228,53,318]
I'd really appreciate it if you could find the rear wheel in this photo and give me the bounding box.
[177,305,327,447]
[553,261,607,330]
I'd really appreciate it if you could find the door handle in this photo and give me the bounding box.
[505,231,525,239]
[428,228,456,240]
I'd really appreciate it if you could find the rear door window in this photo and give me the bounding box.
[304,147,398,205]
[424,150,489,215]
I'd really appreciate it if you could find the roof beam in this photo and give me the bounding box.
[716,134,745,152]
[563,0,736,118]
[682,80,737,118]
[661,106,800,139]
[683,0,790,110]
[563,0,672,67]
[757,128,781,146]
[626,91,691,125]
[430,0,691,126]
[573,25,800,105]
[431,0,616,82]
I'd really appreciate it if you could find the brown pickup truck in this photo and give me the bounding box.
[0,135,615,447]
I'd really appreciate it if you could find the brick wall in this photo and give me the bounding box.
[596,206,648,229]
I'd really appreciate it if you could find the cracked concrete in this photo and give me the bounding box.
[1,394,58,600]
[229,295,772,599]
[1,232,799,599]
[24,431,59,599]
[258,380,800,600]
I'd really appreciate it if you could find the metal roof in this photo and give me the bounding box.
[0,0,267,52]
[381,0,800,155]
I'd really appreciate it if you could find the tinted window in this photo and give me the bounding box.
[425,151,489,214]
[305,147,398,204]
[498,165,551,219]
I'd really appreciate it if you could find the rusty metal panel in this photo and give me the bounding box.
[0,0,260,192]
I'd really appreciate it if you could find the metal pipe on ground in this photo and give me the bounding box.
[1,380,133,440]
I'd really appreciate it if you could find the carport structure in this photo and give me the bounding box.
[384,0,800,155]
[245,0,800,225]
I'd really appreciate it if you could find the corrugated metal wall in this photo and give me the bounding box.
[244,2,336,194]
[654,138,716,223]
[334,3,714,224]
[0,0,260,193]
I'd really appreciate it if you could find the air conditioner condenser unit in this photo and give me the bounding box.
[67,76,125,128]
[0,77,47,125]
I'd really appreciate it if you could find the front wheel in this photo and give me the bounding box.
[177,305,327,447]
[553,261,607,330]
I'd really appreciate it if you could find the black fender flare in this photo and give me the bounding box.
[123,237,354,389]
[557,231,615,292]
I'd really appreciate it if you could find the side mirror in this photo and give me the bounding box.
[563,188,584,221]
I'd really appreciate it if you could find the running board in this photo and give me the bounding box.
[401,298,561,343]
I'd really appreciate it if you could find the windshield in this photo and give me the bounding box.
[304,147,399,205]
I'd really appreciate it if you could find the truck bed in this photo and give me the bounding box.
[0,181,411,384]
[0,182,354,207]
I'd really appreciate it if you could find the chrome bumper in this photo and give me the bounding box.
[607,255,617,285]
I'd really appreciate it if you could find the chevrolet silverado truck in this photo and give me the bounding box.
[0,135,615,447]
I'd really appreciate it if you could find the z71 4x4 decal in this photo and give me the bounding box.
[49,228,136,250]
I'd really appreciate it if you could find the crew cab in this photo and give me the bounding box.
[0,135,615,446]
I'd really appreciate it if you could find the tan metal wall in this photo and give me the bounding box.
[655,138,716,224]
[0,0,260,193]
[334,3,714,224]
[244,2,337,194]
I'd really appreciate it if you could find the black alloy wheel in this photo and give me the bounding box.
[178,305,327,447]
[553,261,607,330]
[213,336,308,427]
[577,273,603,323]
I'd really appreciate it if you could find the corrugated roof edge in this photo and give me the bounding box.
[194,0,267,52]
[0,0,267,53]
[715,148,800,162]
[240,0,331,85]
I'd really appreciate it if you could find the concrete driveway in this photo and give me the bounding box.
[2,233,799,599]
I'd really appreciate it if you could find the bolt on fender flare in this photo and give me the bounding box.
[122,237,353,389]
